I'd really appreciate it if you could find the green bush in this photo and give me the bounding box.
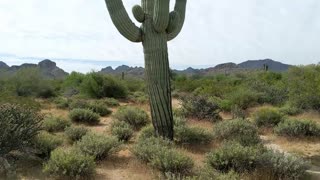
[0,103,42,157]
[53,97,70,109]
[128,91,148,104]
[64,126,89,142]
[275,119,320,137]
[259,150,308,179]
[69,108,100,125]
[69,99,88,109]
[213,119,261,146]
[102,97,120,107]
[114,106,149,129]
[43,147,95,177]
[253,107,283,127]
[174,117,212,144]
[0,92,41,111]
[138,125,156,141]
[226,87,260,110]
[206,142,262,173]
[111,121,134,142]
[279,104,302,116]
[180,95,222,122]
[132,137,193,174]
[88,102,112,116]
[76,133,121,160]
[42,116,71,132]
[33,131,63,158]
[80,72,128,98]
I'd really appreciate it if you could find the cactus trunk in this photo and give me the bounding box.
[104,0,187,140]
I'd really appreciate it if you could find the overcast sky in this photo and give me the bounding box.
[0,0,319,72]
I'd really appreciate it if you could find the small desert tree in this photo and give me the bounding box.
[104,0,187,140]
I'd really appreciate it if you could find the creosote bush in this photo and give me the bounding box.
[111,120,134,142]
[114,106,149,129]
[174,116,212,144]
[180,95,222,122]
[75,133,121,160]
[213,119,261,146]
[43,147,96,178]
[275,119,320,137]
[42,116,71,132]
[253,107,283,127]
[279,104,302,116]
[132,137,193,175]
[69,108,100,125]
[206,142,262,173]
[102,97,120,107]
[33,131,63,158]
[0,103,42,157]
[53,97,70,109]
[64,126,89,142]
[259,150,308,179]
[87,102,112,116]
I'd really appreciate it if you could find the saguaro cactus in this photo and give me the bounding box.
[104,0,187,140]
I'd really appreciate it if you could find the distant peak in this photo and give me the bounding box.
[0,61,9,69]
[38,59,56,69]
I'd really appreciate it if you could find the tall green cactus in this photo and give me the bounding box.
[104,0,187,140]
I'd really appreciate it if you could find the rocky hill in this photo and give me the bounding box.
[100,59,292,77]
[0,59,68,79]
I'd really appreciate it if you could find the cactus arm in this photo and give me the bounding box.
[153,0,170,33]
[167,0,187,41]
[166,11,181,34]
[132,5,145,23]
[104,0,142,42]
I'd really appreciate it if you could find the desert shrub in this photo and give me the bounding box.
[61,71,85,97]
[111,121,134,142]
[0,104,42,157]
[33,131,63,158]
[64,126,89,142]
[173,107,186,117]
[180,95,222,121]
[128,91,148,104]
[279,104,302,116]
[206,142,262,173]
[151,147,194,175]
[42,116,71,132]
[138,125,156,140]
[69,108,100,125]
[274,119,320,137]
[87,102,112,116]
[213,119,261,146]
[253,107,283,127]
[69,99,88,109]
[53,97,70,109]
[226,87,260,110]
[132,137,193,174]
[43,147,95,177]
[165,168,240,180]
[102,97,120,107]
[123,78,145,92]
[80,72,128,98]
[114,106,149,129]
[174,117,212,144]
[259,150,308,179]
[76,133,120,160]
[0,92,41,110]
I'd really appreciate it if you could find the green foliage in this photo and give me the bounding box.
[287,65,320,110]
[53,97,70,109]
[61,71,85,97]
[253,107,284,127]
[274,119,320,137]
[132,137,193,174]
[43,147,95,177]
[75,133,121,160]
[259,150,308,179]
[64,126,89,142]
[69,99,88,109]
[80,72,128,98]
[33,131,63,158]
[213,119,261,146]
[42,116,71,132]
[226,87,260,110]
[279,103,302,116]
[180,95,222,121]
[0,92,41,110]
[123,78,145,92]
[174,117,212,144]
[101,97,120,107]
[69,108,100,125]
[87,102,112,116]
[11,68,55,98]
[128,91,148,104]
[138,125,155,140]
[114,106,149,129]
[111,120,134,142]
[206,142,262,173]
[0,103,42,156]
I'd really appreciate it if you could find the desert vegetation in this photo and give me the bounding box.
[0,65,320,179]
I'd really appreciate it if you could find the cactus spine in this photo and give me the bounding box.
[104,0,187,140]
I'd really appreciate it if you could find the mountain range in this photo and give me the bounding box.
[0,59,292,79]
